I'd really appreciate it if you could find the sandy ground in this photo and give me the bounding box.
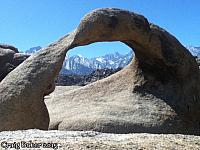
[0,129,199,150]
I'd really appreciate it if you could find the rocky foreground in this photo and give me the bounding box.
[0,129,199,150]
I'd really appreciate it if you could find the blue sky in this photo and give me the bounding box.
[0,0,199,58]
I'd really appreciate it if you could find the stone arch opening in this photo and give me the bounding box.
[0,8,199,135]
[64,41,133,75]
[53,8,199,134]
[68,8,182,85]
[61,33,199,134]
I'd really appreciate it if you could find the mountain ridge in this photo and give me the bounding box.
[186,46,200,56]
[24,45,199,75]
[25,46,133,75]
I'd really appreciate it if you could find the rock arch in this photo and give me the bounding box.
[0,8,199,134]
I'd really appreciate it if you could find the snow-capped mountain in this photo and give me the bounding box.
[24,45,199,75]
[24,46,42,54]
[62,55,93,75]
[89,52,133,70]
[61,51,133,75]
[24,46,133,75]
[186,46,200,57]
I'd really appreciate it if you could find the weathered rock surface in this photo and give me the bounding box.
[0,8,200,134]
[0,46,29,81]
[0,44,19,53]
[46,8,200,135]
[0,129,199,150]
[0,36,75,131]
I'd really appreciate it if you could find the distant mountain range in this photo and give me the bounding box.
[61,51,133,75]
[25,46,133,75]
[24,45,199,75]
[56,68,121,86]
[186,46,200,57]
[24,46,42,54]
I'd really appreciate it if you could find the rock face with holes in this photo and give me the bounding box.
[0,8,200,134]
